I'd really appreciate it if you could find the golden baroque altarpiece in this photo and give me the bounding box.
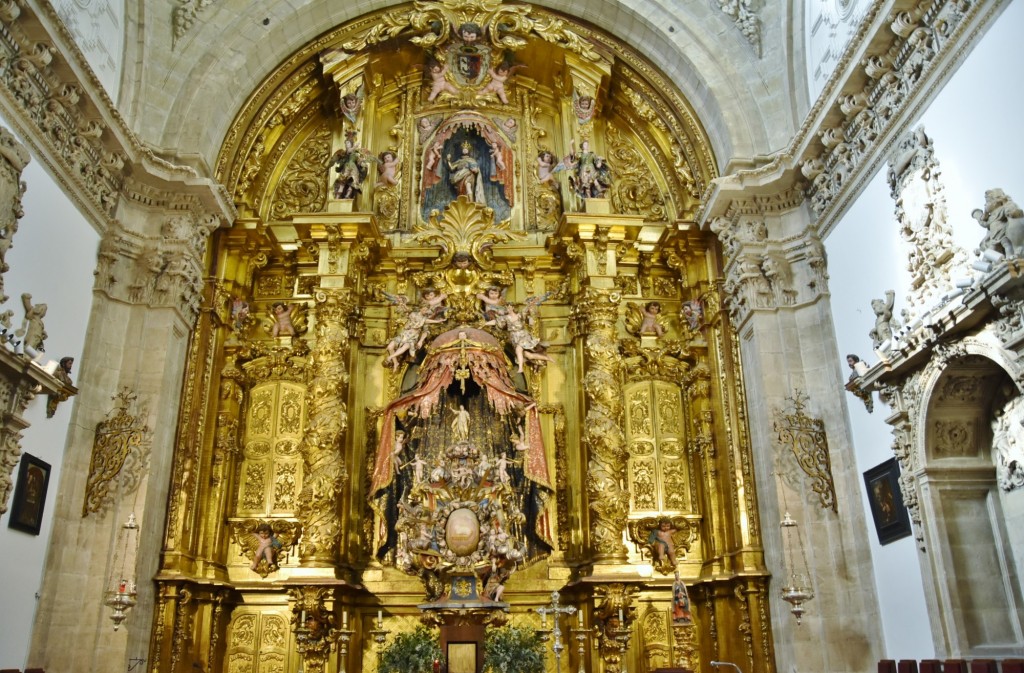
[152,2,773,672]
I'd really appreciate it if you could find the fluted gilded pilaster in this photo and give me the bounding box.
[578,286,629,562]
[297,288,355,565]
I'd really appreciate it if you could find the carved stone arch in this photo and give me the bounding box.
[911,336,1024,468]
[911,340,1024,657]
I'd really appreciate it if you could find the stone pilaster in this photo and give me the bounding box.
[702,182,883,673]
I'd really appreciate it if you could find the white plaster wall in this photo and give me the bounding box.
[825,0,1024,659]
[0,120,99,670]
[54,0,125,100]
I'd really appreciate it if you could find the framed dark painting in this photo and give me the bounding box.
[863,457,911,545]
[8,453,51,535]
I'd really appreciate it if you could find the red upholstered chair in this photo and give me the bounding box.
[970,661,997,673]
[24,669,44,673]
[1002,661,1024,673]
[919,661,942,673]
[898,661,920,673]
[945,662,967,673]
[879,661,898,673]
[0,668,22,673]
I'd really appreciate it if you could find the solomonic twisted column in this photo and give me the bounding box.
[579,287,629,562]
[298,289,354,565]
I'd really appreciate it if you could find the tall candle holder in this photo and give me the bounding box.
[611,623,632,673]
[336,624,355,673]
[370,614,391,670]
[570,624,591,673]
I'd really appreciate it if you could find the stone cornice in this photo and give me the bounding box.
[0,0,235,234]
[698,0,1003,234]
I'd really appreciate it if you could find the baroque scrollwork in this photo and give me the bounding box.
[772,391,838,513]
[270,123,332,219]
[803,1,983,222]
[83,388,151,517]
[606,126,668,222]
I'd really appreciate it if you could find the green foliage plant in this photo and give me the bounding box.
[378,625,444,673]
[483,625,545,673]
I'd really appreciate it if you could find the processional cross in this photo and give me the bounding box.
[536,590,577,673]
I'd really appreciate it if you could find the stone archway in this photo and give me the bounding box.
[917,354,1024,656]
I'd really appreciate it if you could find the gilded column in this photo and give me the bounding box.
[578,286,628,562]
[297,288,354,566]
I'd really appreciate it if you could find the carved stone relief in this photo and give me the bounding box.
[992,394,1024,492]
[886,127,967,317]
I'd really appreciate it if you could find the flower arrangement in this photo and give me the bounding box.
[378,626,444,673]
[483,625,546,673]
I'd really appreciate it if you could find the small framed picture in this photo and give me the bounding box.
[863,457,912,545]
[8,453,51,535]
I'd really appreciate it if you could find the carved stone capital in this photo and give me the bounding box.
[94,210,218,321]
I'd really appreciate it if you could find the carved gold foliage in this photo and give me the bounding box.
[242,463,266,511]
[273,462,299,510]
[270,123,331,220]
[255,275,283,298]
[607,126,667,221]
[412,195,525,268]
[83,388,150,517]
[375,184,401,231]
[773,391,838,513]
[278,388,304,435]
[631,458,657,511]
[249,390,274,436]
[661,459,688,511]
[657,387,681,435]
[579,288,629,558]
[642,604,671,671]
[231,614,257,648]
[628,389,652,436]
[340,0,600,61]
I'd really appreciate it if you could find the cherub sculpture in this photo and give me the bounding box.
[426,60,458,101]
[339,83,364,125]
[374,150,400,188]
[647,518,677,569]
[384,293,447,370]
[419,287,449,319]
[536,150,565,186]
[251,522,282,572]
[572,88,596,125]
[477,286,508,321]
[487,304,554,373]
[480,62,525,105]
[640,302,665,336]
[625,301,667,338]
[269,302,298,337]
[681,300,703,331]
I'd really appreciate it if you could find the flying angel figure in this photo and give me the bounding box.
[383,291,446,370]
